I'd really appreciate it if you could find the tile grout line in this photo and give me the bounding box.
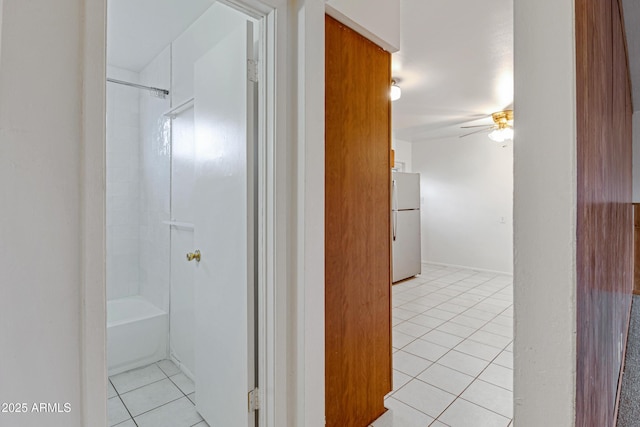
[110,363,170,396]
[166,371,195,399]
[395,277,511,323]
[109,379,139,427]
[396,278,512,337]
[390,336,513,418]
[111,361,191,398]
[394,307,511,356]
[130,395,186,421]
[394,309,509,351]
[116,394,138,427]
[111,361,201,426]
[389,265,514,425]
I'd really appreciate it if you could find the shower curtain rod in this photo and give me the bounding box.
[107,78,170,97]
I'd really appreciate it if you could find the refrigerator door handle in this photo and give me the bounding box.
[392,179,398,241]
[393,210,397,241]
[392,179,398,211]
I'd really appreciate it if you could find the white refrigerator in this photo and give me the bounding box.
[392,171,422,282]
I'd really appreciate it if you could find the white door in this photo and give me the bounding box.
[192,20,256,427]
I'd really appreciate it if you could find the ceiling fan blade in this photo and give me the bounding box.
[460,124,493,129]
[459,127,495,138]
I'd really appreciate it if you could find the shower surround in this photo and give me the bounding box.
[106,48,171,375]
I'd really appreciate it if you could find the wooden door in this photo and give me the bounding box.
[325,14,392,427]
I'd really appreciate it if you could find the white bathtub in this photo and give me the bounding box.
[107,296,168,376]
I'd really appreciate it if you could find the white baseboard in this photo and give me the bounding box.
[169,350,195,381]
[421,260,513,276]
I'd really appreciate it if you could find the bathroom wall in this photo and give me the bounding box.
[172,3,252,105]
[138,47,172,313]
[106,50,171,311]
[106,66,141,300]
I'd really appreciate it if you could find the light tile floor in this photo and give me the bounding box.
[109,264,512,427]
[372,263,514,427]
[108,360,208,427]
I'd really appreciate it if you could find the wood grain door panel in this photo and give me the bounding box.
[325,14,392,427]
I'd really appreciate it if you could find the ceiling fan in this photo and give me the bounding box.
[460,109,514,143]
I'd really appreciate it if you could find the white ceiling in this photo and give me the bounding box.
[392,0,513,142]
[392,0,640,142]
[107,0,215,71]
[107,0,640,131]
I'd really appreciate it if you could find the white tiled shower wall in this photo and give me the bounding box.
[138,47,172,313]
[106,66,141,300]
[106,53,171,308]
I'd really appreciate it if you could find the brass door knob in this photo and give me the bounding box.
[186,250,201,262]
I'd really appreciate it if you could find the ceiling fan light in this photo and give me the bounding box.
[488,127,513,143]
[390,81,401,101]
[502,127,514,140]
[488,129,505,142]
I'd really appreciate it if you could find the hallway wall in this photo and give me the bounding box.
[513,0,578,424]
[0,1,85,425]
[575,0,634,425]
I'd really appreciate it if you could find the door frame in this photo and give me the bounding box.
[80,0,325,426]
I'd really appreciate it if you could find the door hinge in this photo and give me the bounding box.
[248,387,261,412]
[247,59,259,83]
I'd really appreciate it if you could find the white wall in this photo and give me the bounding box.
[325,0,399,52]
[138,47,172,312]
[633,112,640,201]
[392,136,412,172]
[106,66,141,300]
[411,134,513,273]
[296,1,326,425]
[514,0,577,425]
[0,1,84,425]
